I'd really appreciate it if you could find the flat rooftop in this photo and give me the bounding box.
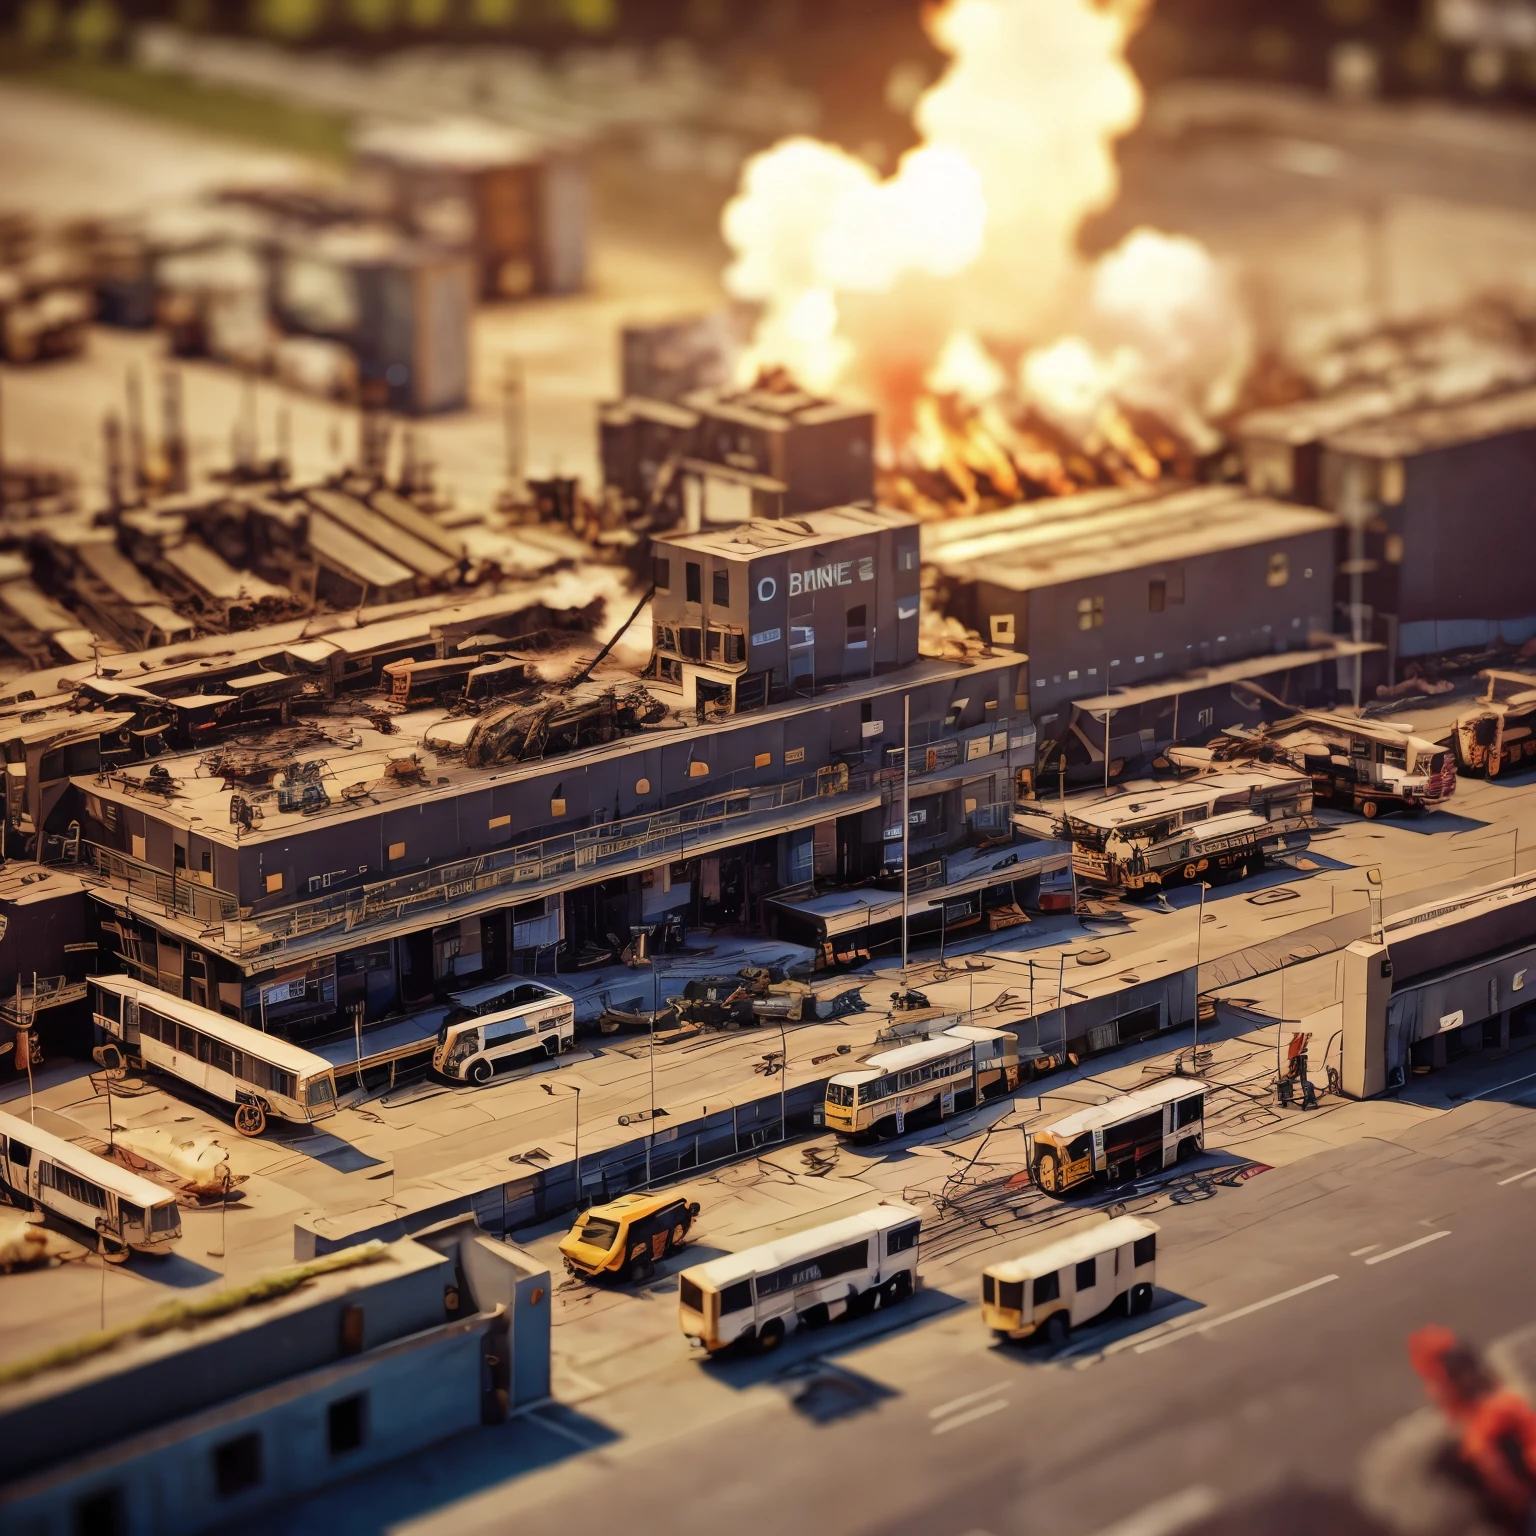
[921,484,1338,593]
[654,504,913,560]
[1324,382,1536,459]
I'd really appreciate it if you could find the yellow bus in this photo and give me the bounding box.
[678,1203,921,1355]
[823,1026,1018,1138]
[1028,1079,1208,1195]
[559,1191,700,1284]
[981,1215,1158,1346]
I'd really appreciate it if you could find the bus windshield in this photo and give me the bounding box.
[578,1217,621,1252]
[826,1083,854,1107]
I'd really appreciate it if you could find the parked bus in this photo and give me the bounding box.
[559,1191,701,1284]
[678,1202,921,1354]
[981,1215,1159,1346]
[0,1108,182,1260]
[1064,765,1315,893]
[88,975,339,1138]
[431,978,577,1085]
[1453,670,1536,779]
[1028,1079,1209,1196]
[823,1026,1019,1138]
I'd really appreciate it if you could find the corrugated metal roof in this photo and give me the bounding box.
[161,540,289,604]
[307,489,457,580]
[307,513,416,591]
[923,484,1337,593]
[1325,383,1536,459]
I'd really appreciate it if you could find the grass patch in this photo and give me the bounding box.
[0,51,351,161]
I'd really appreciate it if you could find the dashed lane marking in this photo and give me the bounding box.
[1349,1244,1381,1257]
[1364,1231,1451,1265]
[929,1381,1008,1419]
[931,1398,1011,1436]
[1087,1485,1220,1536]
[1497,1166,1536,1187]
[1133,1275,1339,1354]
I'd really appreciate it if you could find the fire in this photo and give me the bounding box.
[721,0,1255,517]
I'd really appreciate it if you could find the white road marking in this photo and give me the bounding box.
[1349,1244,1381,1256]
[1087,1485,1220,1536]
[1364,1230,1451,1265]
[1461,1069,1536,1104]
[1497,1165,1536,1187]
[931,1398,1010,1436]
[1134,1275,1339,1354]
[929,1381,1008,1419]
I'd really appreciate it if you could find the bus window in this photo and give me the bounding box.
[1176,1096,1202,1128]
[581,1217,621,1253]
[887,1222,920,1256]
[306,1078,335,1108]
[152,1203,180,1233]
[680,1277,704,1313]
[720,1280,753,1315]
[210,1040,236,1075]
[999,1279,1023,1310]
[982,1274,995,1304]
[1075,1257,1096,1289]
[7,1138,30,1167]
[1033,1272,1059,1305]
[826,1084,854,1108]
[41,1163,107,1208]
[1133,1233,1157,1266]
[94,987,121,1023]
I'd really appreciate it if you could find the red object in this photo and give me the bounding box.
[1409,1325,1536,1516]
[1037,892,1072,913]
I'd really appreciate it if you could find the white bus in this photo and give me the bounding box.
[0,1108,182,1260]
[431,977,577,1085]
[981,1215,1159,1346]
[823,1026,1019,1138]
[1028,1079,1208,1196]
[678,1203,922,1355]
[89,975,339,1138]
[1064,765,1315,892]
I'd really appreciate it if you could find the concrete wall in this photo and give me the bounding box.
[0,1313,492,1536]
[948,526,1337,727]
[0,1246,452,1483]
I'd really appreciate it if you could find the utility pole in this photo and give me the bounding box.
[778,1015,787,1143]
[1192,881,1210,1066]
[901,693,910,985]
[646,962,659,1187]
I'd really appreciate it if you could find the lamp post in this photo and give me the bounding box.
[901,693,910,985]
[647,961,660,1187]
[1192,882,1210,1066]
[778,1015,787,1143]
[542,1080,582,1206]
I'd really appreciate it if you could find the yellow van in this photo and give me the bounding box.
[980,1214,1158,1346]
[559,1192,701,1283]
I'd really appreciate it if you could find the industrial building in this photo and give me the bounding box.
[1241,381,1536,669]
[600,378,876,529]
[0,1223,550,1536]
[923,482,1357,781]
[1342,872,1536,1097]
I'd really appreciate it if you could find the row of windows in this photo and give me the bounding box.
[136,1008,299,1100]
[984,1235,1157,1311]
[1075,554,1299,630]
[858,1049,972,1102]
[654,559,730,606]
[654,624,747,665]
[40,1161,108,1209]
[756,1238,870,1298]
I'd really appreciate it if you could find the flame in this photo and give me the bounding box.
[721,0,1257,517]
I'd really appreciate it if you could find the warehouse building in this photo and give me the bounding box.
[924,483,1350,781]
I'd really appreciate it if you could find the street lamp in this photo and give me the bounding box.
[1191,882,1211,1068]
[541,1080,582,1205]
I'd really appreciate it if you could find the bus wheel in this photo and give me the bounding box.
[1130,1283,1154,1315]
[99,1235,131,1265]
[799,1303,830,1330]
[468,1058,493,1086]
[882,1271,913,1306]
[629,1255,654,1285]
[1035,1153,1059,1193]
[1176,1136,1199,1163]
[234,1101,266,1138]
[1361,799,1379,819]
[848,1289,878,1319]
[756,1318,785,1352]
[1042,1312,1070,1349]
[670,1223,686,1250]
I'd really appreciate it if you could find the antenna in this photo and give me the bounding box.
[161,369,187,494]
[125,364,146,504]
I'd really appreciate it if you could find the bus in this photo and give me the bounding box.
[1028,1079,1208,1196]
[0,1108,182,1260]
[559,1191,701,1283]
[1453,670,1536,779]
[981,1215,1159,1346]
[88,975,339,1138]
[431,978,577,1085]
[823,1026,1019,1138]
[678,1203,921,1355]
[1064,765,1315,893]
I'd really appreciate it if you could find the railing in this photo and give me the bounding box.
[241,766,878,956]
[75,841,240,927]
[0,975,87,1026]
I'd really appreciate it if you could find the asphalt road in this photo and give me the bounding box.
[245,1072,1536,1536]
